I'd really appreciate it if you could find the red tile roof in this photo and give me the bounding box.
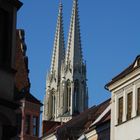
[42,98,110,139]
[42,121,61,136]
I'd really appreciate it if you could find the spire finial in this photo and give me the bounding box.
[50,0,65,77]
[65,0,83,67]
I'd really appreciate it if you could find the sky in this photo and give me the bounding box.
[17,0,140,107]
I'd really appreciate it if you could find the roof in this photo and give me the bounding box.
[16,92,43,106]
[105,55,140,88]
[42,121,61,137]
[8,0,23,10]
[85,110,110,134]
[42,98,110,139]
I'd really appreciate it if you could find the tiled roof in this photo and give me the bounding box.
[42,98,110,139]
[42,121,61,137]
[85,110,110,134]
[105,55,140,88]
[94,110,110,126]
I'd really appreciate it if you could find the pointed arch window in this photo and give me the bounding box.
[74,79,79,113]
[50,89,55,119]
[49,93,53,118]
[66,80,71,111]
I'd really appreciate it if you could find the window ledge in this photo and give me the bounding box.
[115,115,140,127]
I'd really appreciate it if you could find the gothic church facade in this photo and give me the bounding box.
[43,0,88,123]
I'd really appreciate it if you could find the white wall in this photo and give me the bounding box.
[109,68,140,140]
[115,116,140,140]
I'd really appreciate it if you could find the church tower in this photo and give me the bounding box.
[43,2,65,121]
[43,0,88,123]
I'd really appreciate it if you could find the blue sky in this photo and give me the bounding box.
[17,0,140,107]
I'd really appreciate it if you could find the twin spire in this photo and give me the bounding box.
[50,0,83,78]
[44,0,88,122]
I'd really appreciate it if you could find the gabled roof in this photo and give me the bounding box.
[105,55,140,88]
[42,98,110,139]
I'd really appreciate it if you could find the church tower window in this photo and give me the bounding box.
[67,80,71,112]
[74,80,79,113]
[127,92,132,120]
[52,90,55,118]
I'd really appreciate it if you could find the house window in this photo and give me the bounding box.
[127,92,132,120]
[25,115,30,135]
[33,116,39,136]
[118,97,123,124]
[16,113,22,134]
[137,88,140,116]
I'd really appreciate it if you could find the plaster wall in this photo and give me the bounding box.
[114,117,140,140]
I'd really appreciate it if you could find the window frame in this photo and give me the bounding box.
[32,116,39,137]
[127,92,133,120]
[25,114,31,135]
[137,88,140,116]
[118,96,123,124]
[16,113,22,134]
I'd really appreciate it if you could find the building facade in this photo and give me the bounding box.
[106,55,140,140]
[0,0,22,139]
[15,29,42,140]
[43,0,88,123]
